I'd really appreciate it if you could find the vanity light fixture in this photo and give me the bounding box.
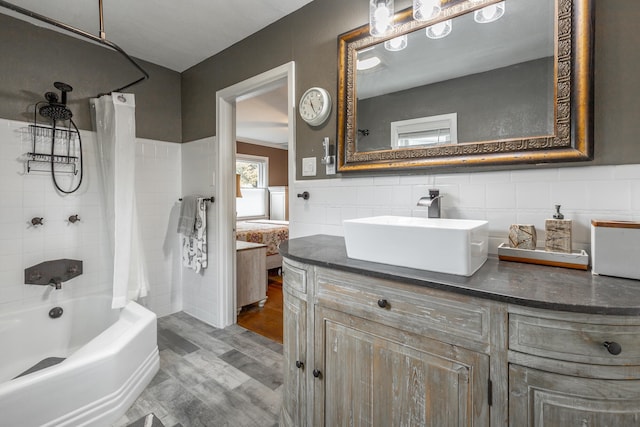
[384,34,408,51]
[474,1,505,23]
[413,0,441,21]
[369,0,394,37]
[357,56,382,70]
[426,19,452,39]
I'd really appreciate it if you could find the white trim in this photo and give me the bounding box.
[214,62,296,328]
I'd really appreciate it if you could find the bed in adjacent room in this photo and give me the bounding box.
[236,220,289,271]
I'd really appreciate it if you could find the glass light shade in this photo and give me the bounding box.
[426,19,452,39]
[474,1,505,23]
[369,0,394,37]
[384,34,408,51]
[413,0,441,21]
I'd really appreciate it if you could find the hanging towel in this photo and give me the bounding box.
[177,195,199,236]
[182,197,208,272]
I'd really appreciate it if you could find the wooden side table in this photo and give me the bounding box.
[236,240,267,314]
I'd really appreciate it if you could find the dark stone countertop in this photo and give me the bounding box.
[280,235,640,316]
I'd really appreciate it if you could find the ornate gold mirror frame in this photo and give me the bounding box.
[337,0,594,172]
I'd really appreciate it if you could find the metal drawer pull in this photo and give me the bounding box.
[296,360,304,369]
[313,369,321,378]
[603,341,622,355]
[377,299,388,308]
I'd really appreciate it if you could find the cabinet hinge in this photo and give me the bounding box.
[487,379,493,407]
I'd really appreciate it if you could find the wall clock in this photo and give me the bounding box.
[299,87,331,126]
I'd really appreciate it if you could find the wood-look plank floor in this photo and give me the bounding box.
[237,272,283,344]
[114,312,283,427]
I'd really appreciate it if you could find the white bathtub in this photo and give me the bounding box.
[0,295,159,427]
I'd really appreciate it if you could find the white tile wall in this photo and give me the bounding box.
[135,137,183,317]
[289,165,640,254]
[180,137,218,325]
[0,118,182,318]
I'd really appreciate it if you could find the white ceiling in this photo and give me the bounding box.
[0,0,314,72]
[237,83,289,149]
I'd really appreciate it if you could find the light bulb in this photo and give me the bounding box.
[370,0,394,36]
[413,0,441,21]
[374,5,391,33]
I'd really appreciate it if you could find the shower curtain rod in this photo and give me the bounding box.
[0,0,149,97]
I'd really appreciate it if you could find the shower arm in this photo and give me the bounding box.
[0,0,149,97]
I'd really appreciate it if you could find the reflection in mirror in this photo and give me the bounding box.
[356,0,554,152]
[337,0,594,172]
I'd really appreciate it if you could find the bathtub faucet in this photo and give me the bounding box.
[49,278,63,290]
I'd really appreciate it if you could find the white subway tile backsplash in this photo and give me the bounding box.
[485,210,518,235]
[613,164,640,180]
[510,167,559,183]
[373,176,400,185]
[515,182,550,209]
[632,182,640,211]
[458,184,486,209]
[291,164,639,255]
[550,181,590,210]
[470,171,511,183]
[558,165,614,182]
[587,181,631,211]
[486,183,516,209]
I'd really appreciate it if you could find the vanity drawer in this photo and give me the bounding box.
[509,313,640,365]
[315,267,491,349]
[282,258,308,296]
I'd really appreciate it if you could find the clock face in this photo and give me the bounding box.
[299,87,331,126]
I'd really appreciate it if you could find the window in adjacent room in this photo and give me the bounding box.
[236,154,269,219]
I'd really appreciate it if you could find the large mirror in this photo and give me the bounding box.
[337,0,594,172]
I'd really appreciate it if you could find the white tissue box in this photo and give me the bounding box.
[591,220,640,280]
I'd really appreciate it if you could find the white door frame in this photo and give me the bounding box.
[214,62,296,328]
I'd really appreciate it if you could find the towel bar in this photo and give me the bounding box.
[178,197,215,203]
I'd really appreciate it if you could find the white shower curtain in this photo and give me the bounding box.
[91,93,149,309]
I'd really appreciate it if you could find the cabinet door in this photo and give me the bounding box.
[509,364,640,426]
[314,307,490,427]
[281,289,307,427]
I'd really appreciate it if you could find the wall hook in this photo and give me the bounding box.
[31,217,44,226]
[68,214,80,224]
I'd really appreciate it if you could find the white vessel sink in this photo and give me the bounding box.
[343,216,489,276]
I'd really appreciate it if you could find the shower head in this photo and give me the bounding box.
[39,103,73,121]
[39,81,74,121]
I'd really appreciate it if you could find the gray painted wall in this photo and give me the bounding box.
[182,0,640,179]
[357,57,554,152]
[2,1,638,169]
[0,13,182,142]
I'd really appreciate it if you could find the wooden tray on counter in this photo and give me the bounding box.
[497,243,589,270]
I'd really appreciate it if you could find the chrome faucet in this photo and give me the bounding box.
[417,189,443,218]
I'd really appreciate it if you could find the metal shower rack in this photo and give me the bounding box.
[27,124,80,175]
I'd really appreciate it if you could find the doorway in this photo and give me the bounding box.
[213,62,296,329]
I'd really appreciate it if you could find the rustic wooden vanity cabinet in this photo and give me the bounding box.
[280,236,640,427]
[508,308,640,425]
